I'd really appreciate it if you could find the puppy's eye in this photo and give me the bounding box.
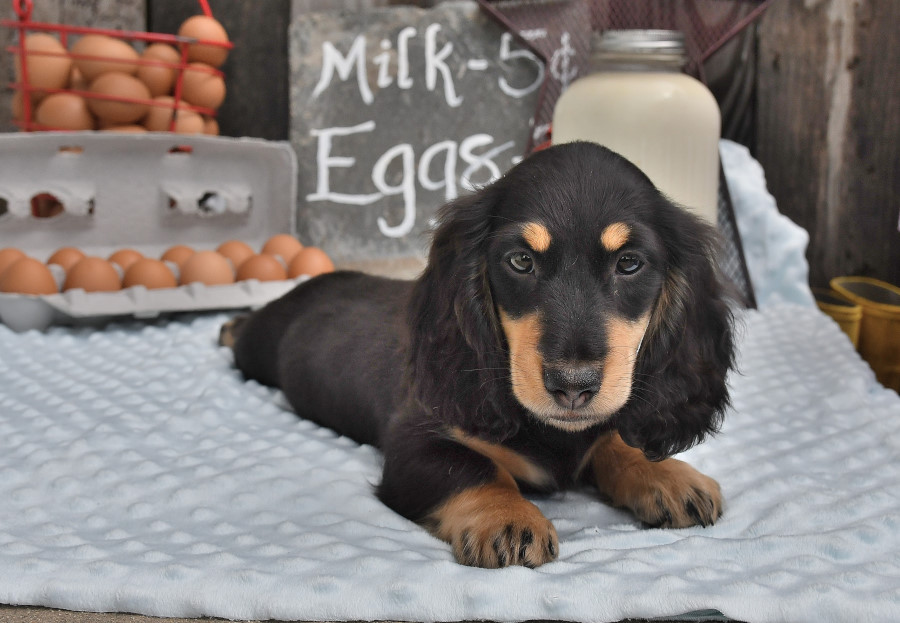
[507,251,534,274]
[616,254,643,275]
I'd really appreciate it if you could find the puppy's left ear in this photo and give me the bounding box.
[617,207,736,461]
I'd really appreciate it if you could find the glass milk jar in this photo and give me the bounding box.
[552,30,721,224]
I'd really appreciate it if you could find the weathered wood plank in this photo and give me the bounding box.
[841,0,900,284]
[756,0,900,287]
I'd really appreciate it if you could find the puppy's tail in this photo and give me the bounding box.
[218,314,249,349]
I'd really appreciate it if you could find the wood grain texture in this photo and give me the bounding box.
[756,0,900,288]
[842,0,900,285]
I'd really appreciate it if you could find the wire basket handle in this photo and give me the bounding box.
[197,0,213,18]
[13,0,32,21]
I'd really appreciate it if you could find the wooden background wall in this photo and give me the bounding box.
[2,0,898,288]
[756,0,900,288]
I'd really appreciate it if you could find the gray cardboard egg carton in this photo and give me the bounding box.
[0,132,302,332]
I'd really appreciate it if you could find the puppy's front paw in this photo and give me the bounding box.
[428,483,558,568]
[614,458,723,529]
[451,513,558,569]
[592,432,723,529]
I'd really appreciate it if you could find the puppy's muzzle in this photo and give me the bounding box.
[543,364,602,410]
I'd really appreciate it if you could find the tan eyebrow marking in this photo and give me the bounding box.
[521,222,552,253]
[601,222,631,252]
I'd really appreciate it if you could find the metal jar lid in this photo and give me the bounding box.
[590,29,687,70]
[595,29,686,54]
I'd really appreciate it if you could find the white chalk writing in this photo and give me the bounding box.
[306,122,516,238]
[549,32,578,91]
[312,35,373,105]
[311,23,544,108]
[306,21,561,240]
[498,32,543,98]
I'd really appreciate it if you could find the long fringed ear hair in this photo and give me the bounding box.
[616,203,736,461]
[406,181,521,441]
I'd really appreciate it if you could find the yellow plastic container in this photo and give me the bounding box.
[831,277,900,392]
[813,287,862,347]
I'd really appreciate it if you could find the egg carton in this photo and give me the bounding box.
[0,277,306,332]
[0,131,301,332]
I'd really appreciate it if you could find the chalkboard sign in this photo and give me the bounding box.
[289,1,543,264]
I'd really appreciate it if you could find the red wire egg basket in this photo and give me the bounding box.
[2,0,233,133]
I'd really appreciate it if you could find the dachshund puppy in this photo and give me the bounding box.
[221,141,735,568]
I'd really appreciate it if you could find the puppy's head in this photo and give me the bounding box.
[409,142,734,457]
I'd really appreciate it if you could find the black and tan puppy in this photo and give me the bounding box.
[221,141,735,568]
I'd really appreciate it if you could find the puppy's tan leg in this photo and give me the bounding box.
[590,432,723,528]
[428,469,558,568]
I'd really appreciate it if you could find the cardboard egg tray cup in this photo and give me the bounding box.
[0,132,303,332]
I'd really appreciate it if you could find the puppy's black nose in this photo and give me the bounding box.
[543,365,601,410]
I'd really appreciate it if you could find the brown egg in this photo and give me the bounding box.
[87,72,151,124]
[216,240,254,269]
[143,96,204,133]
[236,254,287,282]
[262,234,303,263]
[63,256,122,292]
[0,256,59,295]
[178,15,230,68]
[160,244,195,267]
[181,62,226,110]
[108,248,143,271]
[0,248,26,277]
[70,34,139,81]
[202,116,219,135]
[179,250,234,286]
[171,110,205,134]
[123,258,177,289]
[288,247,335,278]
[69,66,88,91]
[142,96,177,131]
[15,33,72,94]
[34,93,94,130]
[46,247,85,272]
[100,124,147,133]
[136,43,181,97]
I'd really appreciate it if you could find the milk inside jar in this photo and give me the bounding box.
[551,30,721,224]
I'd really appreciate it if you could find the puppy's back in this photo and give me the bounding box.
[227,271,412,446]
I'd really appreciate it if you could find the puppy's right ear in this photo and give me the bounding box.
[407,182,515,437]
[616,206,735,461]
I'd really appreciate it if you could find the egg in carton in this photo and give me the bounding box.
[0,132,336,332]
